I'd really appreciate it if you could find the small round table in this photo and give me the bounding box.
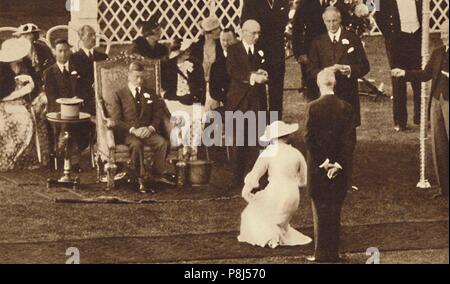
[46,112,91,190]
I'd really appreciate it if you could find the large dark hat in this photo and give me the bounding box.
[140,14,162,37]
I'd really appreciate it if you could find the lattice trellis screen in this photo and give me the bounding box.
[368,0,449,35]
[98,0,243,44]
[98,0,449,44]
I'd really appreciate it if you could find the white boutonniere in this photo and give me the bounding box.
[143,93,151,99]
[70,70,80,79]
[342,39,350,45]
[347,47,355,54]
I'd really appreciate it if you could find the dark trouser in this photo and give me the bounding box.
[430,94,449,196]
[267,53,286,120]
[229,97,263,183]
[125,133,168,178]
[311,198,344,261]
[385,32,422,127]
[52,121,93,165]
[300,63,320,103]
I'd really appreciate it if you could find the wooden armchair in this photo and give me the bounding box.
[94,55,162,189]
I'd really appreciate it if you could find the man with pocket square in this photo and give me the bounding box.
[308,6,370,129]
[107,62,174,193]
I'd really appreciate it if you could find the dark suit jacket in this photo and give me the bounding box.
[375,0,422,39]
[190,36,229,104]
[161,57,206,105]
[70,49,108,115]
[292,0,328,58]
[43,62,81,113]
[226,42,267,112]
[308,29,370,127]
[405,46,449,108]
[304,95,356,201]
[241,0,289,62]
[106,86,167,142]
[129,37,169,60]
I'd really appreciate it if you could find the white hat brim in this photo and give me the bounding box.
[260,123,299,142]
[0,39,31,63]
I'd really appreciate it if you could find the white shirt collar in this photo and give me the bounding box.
[56,61,69,73]
[81,47,94,58]
[223,50,228,58]
[242,41,255,54]
[328,27,342,43]
[128,83,141,98]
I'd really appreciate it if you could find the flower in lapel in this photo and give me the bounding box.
[342,39,350,45]
[70,70,80,79]
[258,50,265,63]
[143,92,153,104]
[347,47,355,54]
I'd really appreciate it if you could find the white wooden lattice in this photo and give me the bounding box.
[369,0,449,35]
[98,0,448,44]
[98,0,243,44]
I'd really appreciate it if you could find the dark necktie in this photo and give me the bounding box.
[89,51,94,61]
[248,47,254,67]
[62,66,70,79]
[135,87,142,114]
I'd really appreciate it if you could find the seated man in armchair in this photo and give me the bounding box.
[106,61,175,193]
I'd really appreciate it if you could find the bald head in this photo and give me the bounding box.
[241,19,261,45]
[78,25,96,49]
[317,69,336,95]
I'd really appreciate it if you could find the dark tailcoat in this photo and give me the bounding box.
[308,29,370,127]
[226,41,268,182]
[375,0,423,127]
[241,0,290,117]
[70,49,108,115]
[226,42,267,112]
[304,94,356,261]
[129,37,169,60]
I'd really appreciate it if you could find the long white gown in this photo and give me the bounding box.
[238,141,312,248]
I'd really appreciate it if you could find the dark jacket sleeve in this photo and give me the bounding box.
[227,46,251,84]
[307,38,322,82]
[292,0,307,58]
[348,34,370,79]
[43,68,59,113]
[304,104,327,168]
[405,49,436,82]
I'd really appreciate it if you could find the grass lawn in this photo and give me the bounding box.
[0,18,448,262]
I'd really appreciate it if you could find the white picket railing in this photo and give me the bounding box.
[96,0,448,44]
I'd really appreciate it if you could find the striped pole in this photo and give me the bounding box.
[417,0,432,189]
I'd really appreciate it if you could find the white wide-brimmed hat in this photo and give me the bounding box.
[0,38,32,63]
[200,16,221,32]
[169,38,193,59]
[13,23,41,36]
[260,121,299,142]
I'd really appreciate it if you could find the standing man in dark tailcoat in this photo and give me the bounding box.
[226,20,269,189]
[241,0,290,119]
[375,0,423,131]
[304,69,356,263]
